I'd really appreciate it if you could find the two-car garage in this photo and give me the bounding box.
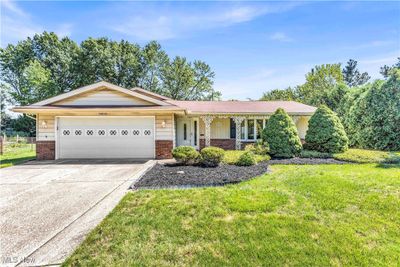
[57,117,155,159]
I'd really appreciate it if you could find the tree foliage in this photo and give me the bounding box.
[0,32,220,107]
[262,108,302,158]
[297,64,344,107]
[339,70,400,151]
[305,105,348,153]
[260,87,298,101]
[342,59,370,87]
[380,57,400,79]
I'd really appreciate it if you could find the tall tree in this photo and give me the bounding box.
[76,38,142,88]
[297,63,344,107]
[138,41,168,93]
[160,57,219,100]
[0,32,79,105]
[0,32,220,108]
[342,59,370,87]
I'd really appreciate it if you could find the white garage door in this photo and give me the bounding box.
[57,117,155,159]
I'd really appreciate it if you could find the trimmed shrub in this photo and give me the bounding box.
[245,140,270,155]
[262,108,302,158]
[236,151,256,166]
[300,150,332,159]
[305,105,348,153]
[200,146,225,167]
[172,146,200,165]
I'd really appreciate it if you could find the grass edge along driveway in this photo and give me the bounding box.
[64,163,400,266]
[0,144,36,168]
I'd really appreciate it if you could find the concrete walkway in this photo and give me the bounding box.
[0,159,154,267]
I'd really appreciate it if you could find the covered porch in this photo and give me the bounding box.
[175,114,310,150]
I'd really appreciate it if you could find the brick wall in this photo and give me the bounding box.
[36,141,55,160]
[156,140,173,159]
[199,138,236,150]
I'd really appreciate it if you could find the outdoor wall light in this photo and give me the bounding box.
[161,120,166,128]
[41,120,47,128]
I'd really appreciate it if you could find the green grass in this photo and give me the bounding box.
[64,164,400,266]
[223,150,270,165]
[333,149,400,164]
[0,143,36,168]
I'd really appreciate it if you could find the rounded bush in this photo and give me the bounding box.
[236,151,256,166]
[172,146,200,165]
[200,146,225,167]
[305,105,348,153]
[262,108,302,158]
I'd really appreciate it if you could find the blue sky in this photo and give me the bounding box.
[1,1,399,100]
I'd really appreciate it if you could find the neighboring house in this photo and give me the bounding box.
[12,81,316,160]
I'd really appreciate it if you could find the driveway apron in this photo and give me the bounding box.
[0,159,153,267]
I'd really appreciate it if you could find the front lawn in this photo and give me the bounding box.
[333,149,400,164]
[64,164,400,266]
[0,143,36,168]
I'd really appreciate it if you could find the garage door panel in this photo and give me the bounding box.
[58,117,154,159]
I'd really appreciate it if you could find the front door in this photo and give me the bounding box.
[177,118,199,149]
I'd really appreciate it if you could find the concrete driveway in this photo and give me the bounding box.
[0,159,154,267]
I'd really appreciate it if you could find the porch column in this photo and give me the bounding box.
[232,116,245,150]
[200,115,214,147]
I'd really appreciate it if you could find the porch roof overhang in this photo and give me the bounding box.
[185,111,315,116]
[168,100,317,116]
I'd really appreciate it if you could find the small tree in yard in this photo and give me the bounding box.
[305,105,349,153]
[262,108,302,158]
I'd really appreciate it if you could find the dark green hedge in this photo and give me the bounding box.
[339,70,400,150]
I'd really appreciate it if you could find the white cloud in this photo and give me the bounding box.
[270,32,293,42]
[109,3,300,40]
[1,0,74,46]
[1,0,28,17]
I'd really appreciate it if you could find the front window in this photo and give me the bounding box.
[247,119,254,140]
[241,120,246,139]
[240,118,267,141]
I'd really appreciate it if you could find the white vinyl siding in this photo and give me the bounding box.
[37,114,56,141]
[53,88,153,106]
[199,118,230,139]
[155,114,174,140]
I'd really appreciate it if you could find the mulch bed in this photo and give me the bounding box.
[133,157,350,189]
[133,162,269,189]
[269,157,350,165]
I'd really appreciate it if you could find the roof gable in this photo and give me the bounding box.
[32,81,170,106]
[52,87,155,106]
